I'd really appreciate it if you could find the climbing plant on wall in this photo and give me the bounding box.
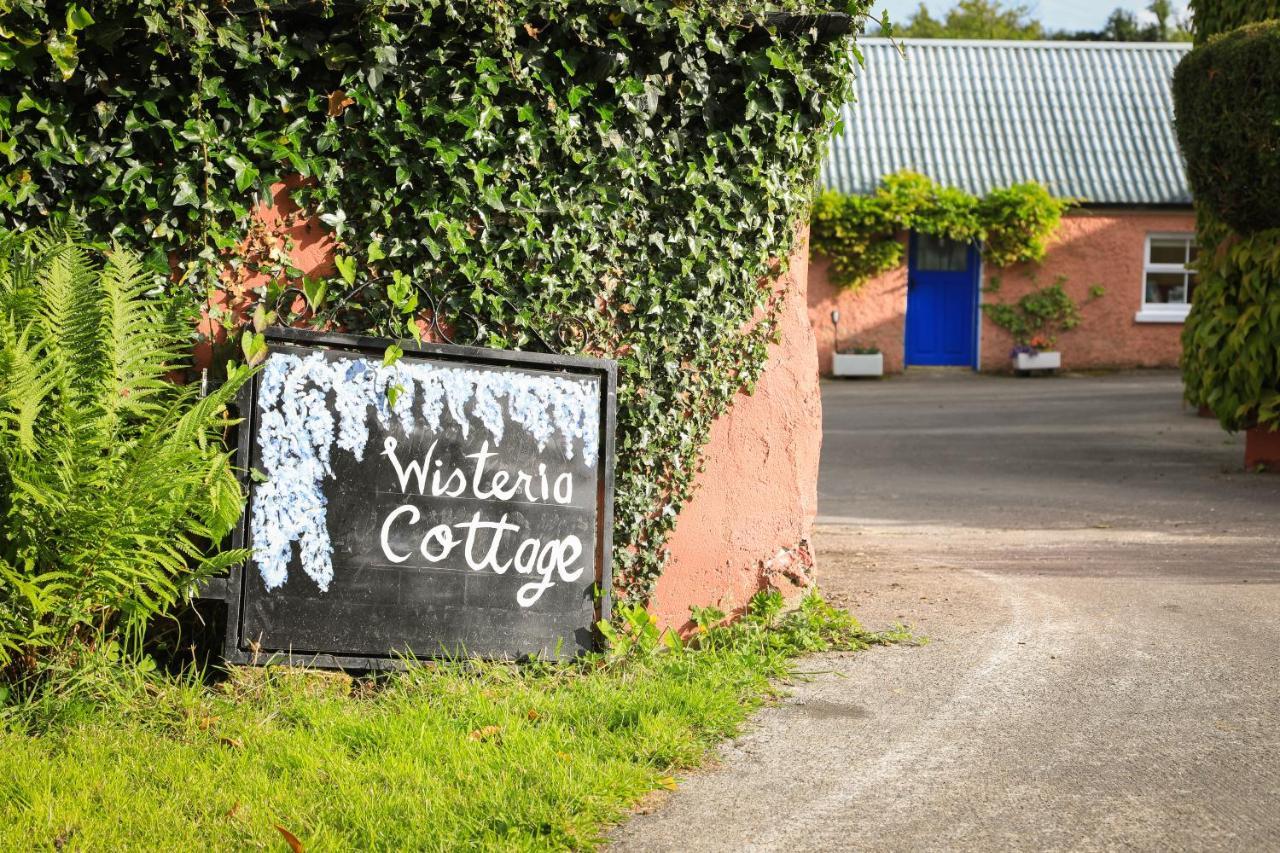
[0,0,870,602]
[1176,1,1280,432]
[1180,212,1280,430]
[809,171,1068,288]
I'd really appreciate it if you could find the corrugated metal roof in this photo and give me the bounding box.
[821,39,1192,206]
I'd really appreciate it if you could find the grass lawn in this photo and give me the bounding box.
[0,594,907,850]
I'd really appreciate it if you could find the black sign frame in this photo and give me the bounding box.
[210,327,616,670]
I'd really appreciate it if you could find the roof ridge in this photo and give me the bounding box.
[857,37,1192,51]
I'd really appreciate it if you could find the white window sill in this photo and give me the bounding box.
[1135,306,1190,324]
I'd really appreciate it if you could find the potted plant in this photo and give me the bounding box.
[833,344,884,377]
[828,309,884,378]
[981,276,1104,374]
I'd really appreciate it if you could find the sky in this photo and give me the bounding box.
[872,0,1191,34]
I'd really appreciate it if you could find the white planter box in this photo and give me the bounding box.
[1014,350,1061,372]
[833,352,884,377]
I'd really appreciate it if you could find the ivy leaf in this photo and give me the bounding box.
[247,94,267,122]
[386,383,404,408]
[172,178,200,207]
[225,156,259,193]
[383,343,404,367]
[302,278,328,309]
[46,32,79,80]
[241,332,268,366]
[66,5,95,33]
[366,241,385,263]
[334,255,357,286]
[319,208,347,231]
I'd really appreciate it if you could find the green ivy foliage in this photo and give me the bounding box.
[981,275,1104,351]
[1181,212,1280,431]
[1173,22,1280,234]
[810,171,1067,288]
[1190,0,1280,42]
[0,0,869,603]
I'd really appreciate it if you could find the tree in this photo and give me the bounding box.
[1103,8,1143,40]
[896,0,1044,39]
[1149,0,1172,40]
[896,3,945,37]
[1057,2,1194,41]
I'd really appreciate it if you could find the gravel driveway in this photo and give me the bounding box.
[612,371,1280,852]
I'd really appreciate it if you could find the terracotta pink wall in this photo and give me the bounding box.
[978,209,1194,371]
[650,231,822,630]
[196,180,336,367]
[808,209,1196,374]
[808,237,909,375]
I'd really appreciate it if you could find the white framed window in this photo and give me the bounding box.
[1135,233,1198,323]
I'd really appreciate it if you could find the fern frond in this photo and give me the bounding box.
[99,246,183,422]
[0,228,247,672]
[34,238,104,401]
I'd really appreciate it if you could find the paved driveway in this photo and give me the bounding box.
[613,371,1280,851]
[819,369,1277,532]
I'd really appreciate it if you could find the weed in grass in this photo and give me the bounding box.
[0,590,908,850]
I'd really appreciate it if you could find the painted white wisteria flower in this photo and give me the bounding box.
[250,350,600,592]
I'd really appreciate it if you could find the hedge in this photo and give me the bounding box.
[1179,1,1280,433]
[0,0,870,602]
[1181,212,1280,431]
[1173,22,1280,234]
[1191,0,1280,42]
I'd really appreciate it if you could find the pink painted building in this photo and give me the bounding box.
[811,40,1197,374]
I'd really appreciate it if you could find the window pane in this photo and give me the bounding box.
[1149,237,1189,265]
[915,234,969,271]
[1145,272,1188,304]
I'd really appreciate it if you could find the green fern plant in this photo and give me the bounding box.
[0,229,253,680]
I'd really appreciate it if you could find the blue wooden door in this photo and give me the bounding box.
[905,233,980,367]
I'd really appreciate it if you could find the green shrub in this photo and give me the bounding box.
[1179,2,1280,431]
[0,0,871,603]
[0,230,252,680]
[1190,0,1280,41]
[978,182,1068,266]
[810,189,904,286]
[1173,22,1280,234]
[810,172,1068,288]
[1181,213,1280,430]
[981,275,1104,351]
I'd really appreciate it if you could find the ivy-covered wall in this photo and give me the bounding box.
[1177,2,1280,439]
[0,0,870,602]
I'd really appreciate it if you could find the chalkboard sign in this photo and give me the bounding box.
[215,328,616,668]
